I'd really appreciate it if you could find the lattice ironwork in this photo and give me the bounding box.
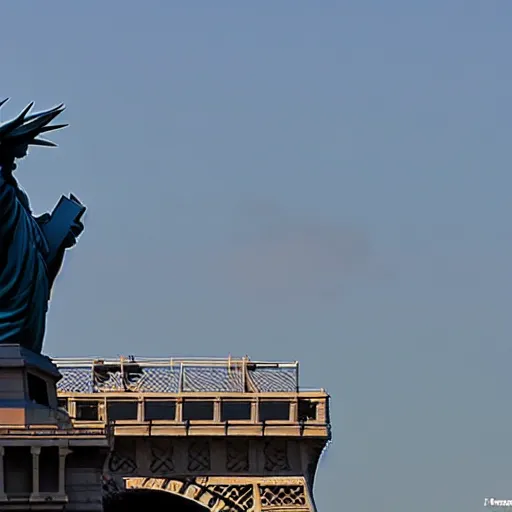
[263,440,290,471]
[188,439,211,471]
[126,478,255,512]
[259,485,306,507]
[209,484,254,511]
[131,366,180,392]
[58,367,94,393]
[248,367,298,392]
[226,439,249,472]
[56,357,301,393]
[183,366,244,392]
[149,439,174,474]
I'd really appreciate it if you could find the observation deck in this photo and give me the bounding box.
[54,356,330,439]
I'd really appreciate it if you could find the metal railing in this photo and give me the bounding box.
[51,355,322,393]
[52,355,299,368]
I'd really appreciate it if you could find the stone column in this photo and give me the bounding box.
[68,398,77,420]
[138,398,144,422]
[30,446,41,498]
[58,447,72,496]
[176,398,183,422]
[289,399,298,422]
[213,399,221,422]
[251,398,259,423]
[0,446,6,499]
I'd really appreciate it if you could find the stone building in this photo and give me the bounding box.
[1,354,331,511]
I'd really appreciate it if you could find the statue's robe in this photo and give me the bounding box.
[0,174,50,354]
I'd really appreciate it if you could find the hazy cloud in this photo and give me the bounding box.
[222,202,370,300]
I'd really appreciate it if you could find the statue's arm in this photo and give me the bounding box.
[37,215,84,289]
[46,245,66,289]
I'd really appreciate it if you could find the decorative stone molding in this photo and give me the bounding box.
[107,439,137,475]
[226,439,250,472]
[263,440,290,472]
[188,439,211,472]
[149,438,174,474]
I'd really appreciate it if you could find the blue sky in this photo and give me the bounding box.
[3,2,512,511]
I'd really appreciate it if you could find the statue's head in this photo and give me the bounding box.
[0,99,67,182]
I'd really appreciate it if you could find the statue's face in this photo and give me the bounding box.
[11,143,28,159]
[0,143,29,175]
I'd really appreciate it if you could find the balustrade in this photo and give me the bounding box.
[58,393,329,430]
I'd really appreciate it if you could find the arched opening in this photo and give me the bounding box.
[104,489,209,512]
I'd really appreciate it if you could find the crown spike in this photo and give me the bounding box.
[23,104,65,123]
[30,138,58,147]
[0,100,67,152]
[0,102,34,138]
[11,111,65,139]
[39,124,68,134]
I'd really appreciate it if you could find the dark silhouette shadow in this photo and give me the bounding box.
[104,489,209,512]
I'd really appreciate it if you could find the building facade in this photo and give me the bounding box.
[1,356,331,511]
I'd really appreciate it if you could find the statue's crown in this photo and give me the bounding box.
[0,99,67,150]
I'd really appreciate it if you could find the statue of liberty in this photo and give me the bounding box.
[0,100,84,354]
